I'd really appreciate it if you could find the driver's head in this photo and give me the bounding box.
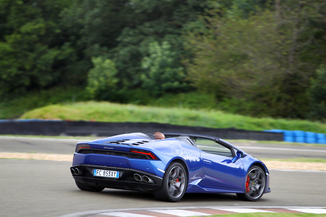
[154,132,165,140]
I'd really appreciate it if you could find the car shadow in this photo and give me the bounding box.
[182,193,239,202]
[100,189,155,201]
[73,188,270,204]
[97,189,241,202]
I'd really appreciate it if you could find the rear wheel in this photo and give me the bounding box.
[153,162,187,202]
[75,181,104,192]
[237,166,266,201]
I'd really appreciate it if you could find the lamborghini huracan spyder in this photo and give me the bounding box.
[70,132,271,202]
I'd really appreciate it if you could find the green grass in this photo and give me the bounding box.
[2,88,326,134]
[0,86,89,119]
[205,214,326,217]
[19,101,326,134]
[146,92,218,110]
[0,90,218,119]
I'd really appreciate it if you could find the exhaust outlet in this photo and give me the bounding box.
[133,173,142,182]
[142,175,152,183]
[74,168,80,175]
[70,168,76,175]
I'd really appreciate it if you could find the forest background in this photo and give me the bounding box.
[0,0,326,123]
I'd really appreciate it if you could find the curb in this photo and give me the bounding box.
[60,206,326,217]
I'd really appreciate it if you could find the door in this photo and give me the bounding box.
[195,138,244,191]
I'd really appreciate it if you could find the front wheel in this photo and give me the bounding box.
[237,166,266,201]
[75,181,104,192]
[153,162,188,202]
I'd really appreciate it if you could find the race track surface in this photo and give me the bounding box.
[1,137,326,217]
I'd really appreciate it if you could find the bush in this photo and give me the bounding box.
[86,57,119,100]
[308,65,326,121]
[216,97,270,117]
[141,41,189,96]
[147,92,218,110]
[0,86,88,119]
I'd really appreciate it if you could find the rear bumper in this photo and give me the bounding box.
[71,164,163,192]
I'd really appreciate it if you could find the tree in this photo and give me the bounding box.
[0,0,74,97]
[309,65,326,121]
[141,41,188,95]
[185,1,326,118]
[108,0,220,90]
[86,57,119,100]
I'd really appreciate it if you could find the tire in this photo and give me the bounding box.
[153,162,188,202]
[75,181,104,192]
[237,165,266,201]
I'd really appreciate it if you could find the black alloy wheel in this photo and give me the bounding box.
[237,165,266,201]
[153,162,187,202]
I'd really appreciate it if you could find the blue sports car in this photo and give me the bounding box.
[70,132,271,202]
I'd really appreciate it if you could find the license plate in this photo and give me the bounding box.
[93,169,119,178]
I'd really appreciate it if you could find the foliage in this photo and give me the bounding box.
[308,65,326,121]
[185,1,326,118]
[20,101,326,134]
[0,86,88,119]
[58,0,131,84]
[1,0,326,121]
[86,57,118,100]
[141,41,188,95]
[0,89,218,119]
[146,92,218,110]
[0,0,75,96]
[54,0,223,100]
[107,0,222,90]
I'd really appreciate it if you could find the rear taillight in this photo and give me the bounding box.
[76,144,90,153]
[130,149,158,160]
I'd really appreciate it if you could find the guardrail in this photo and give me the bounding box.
[0,119,283,141]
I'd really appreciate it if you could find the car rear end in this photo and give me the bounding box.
[70,137,165,192]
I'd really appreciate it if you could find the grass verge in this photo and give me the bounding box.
[0,86,89,119]
[20,101,326,133]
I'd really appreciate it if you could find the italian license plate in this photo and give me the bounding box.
[93,169,119,178]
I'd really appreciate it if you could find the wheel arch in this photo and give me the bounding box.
[153,158,189,202]
[248,161,270,192]
[249,161,268,174]
[167,158,190,187]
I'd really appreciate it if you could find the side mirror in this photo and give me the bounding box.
[231,151,243,163]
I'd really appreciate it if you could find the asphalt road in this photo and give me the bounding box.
[0,137,326,217]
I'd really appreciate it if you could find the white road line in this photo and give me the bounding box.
[288,208,326,214]
[214,208,273,213]
[101,212,155,217]
[237,146,326,153]
[149,209,210,216]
